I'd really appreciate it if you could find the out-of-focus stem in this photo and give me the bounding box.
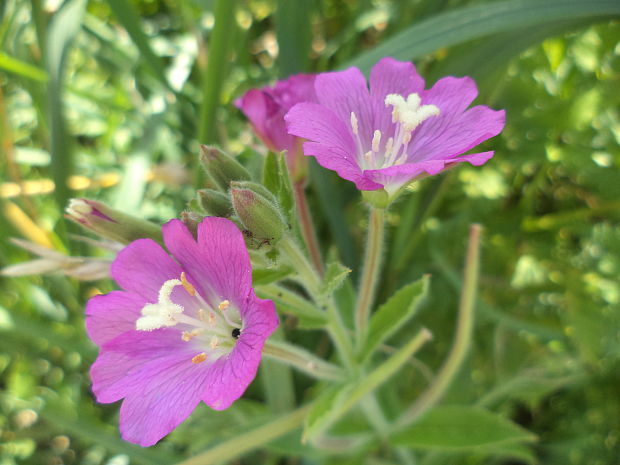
[293,180,324,276]
[355,207,385,348]
[395,224,482,430]
[176,405,310,465]
[263,339,344,381]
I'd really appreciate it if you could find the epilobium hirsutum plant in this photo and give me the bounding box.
[4,54,523,462]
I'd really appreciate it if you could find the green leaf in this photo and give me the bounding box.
[392,405,536,450]
[303,328,431,442]
[46,0,86,212]
[105,0,170,88]
[360,275,429,361]
[347,0,620,72]
[252,266,294,285]
[320,259,352,302]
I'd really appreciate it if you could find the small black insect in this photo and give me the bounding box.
[231,328,241,339]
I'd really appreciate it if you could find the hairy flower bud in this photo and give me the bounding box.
[66,199,162,244]
[230,183,287,247]
[199,145,251,190]
[197,189,232,218]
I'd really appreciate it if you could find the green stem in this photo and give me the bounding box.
[175,405,310,465]
[394,224,482,430]
[279,235,355,370]
[294,180,324,276]
[263,339,344,381]
[325,298,356,371]
[355,207,386,347]
[361,396,416,465]
[279,235,321,296]
[256,283,326,323]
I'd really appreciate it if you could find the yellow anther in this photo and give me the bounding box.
[180,272,196,296]
[208,312,217,326]
[210,336,220,350]
[218,300,230,311]
[192,353,207,364]
[182,329,201,342]
[197,309,206,321]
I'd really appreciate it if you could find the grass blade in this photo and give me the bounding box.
[347,0,620,72]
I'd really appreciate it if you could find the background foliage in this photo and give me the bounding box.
[0,0,619,464]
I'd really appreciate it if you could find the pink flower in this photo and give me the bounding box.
[235,74,316,155]
[86,217,278,447]
[285,57,505,195]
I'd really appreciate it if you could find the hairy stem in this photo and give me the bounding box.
[395,224,482,430]
[263,339,344,381]
[355,207,386,348]
[176,405,310,465]
[294,180,324,276]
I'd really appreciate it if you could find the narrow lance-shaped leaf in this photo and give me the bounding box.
[391,405,536,450]
[46,0,86,212]
[347,0,620,73]
[105,0,170,88]
[319,258,352,303]
[360,275,429,361]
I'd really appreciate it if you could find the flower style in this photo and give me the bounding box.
[285,57,505,196]
[236,73,316,155]
[86,217,278,446]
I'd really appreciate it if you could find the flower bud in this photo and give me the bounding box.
[65,199,162,244]
[199,145,251,190]
[230,181,278,205]
[231,184,287,247]
[196,189,232,218]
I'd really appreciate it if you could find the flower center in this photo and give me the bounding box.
[135,272,242,364]
[350,92,440,170]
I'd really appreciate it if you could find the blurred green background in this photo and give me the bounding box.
[1,0,619,464]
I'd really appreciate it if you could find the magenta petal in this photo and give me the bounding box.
[85,291,145,345]
[90,330,209,446]
[422,76,479,115]
[111,239,183,301]
[286,102,377,187]
[314,68,376,147]
[162,218,252,306]
[409,106,505,162]
[237,74,316,154]
[446,151,495,166]
[201,296,277,410]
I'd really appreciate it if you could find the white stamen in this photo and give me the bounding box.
[350,112,359,135]
[372,130,382,152]
[210,336,220,349]
[385,92,439,133]
[136,279,184,331]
